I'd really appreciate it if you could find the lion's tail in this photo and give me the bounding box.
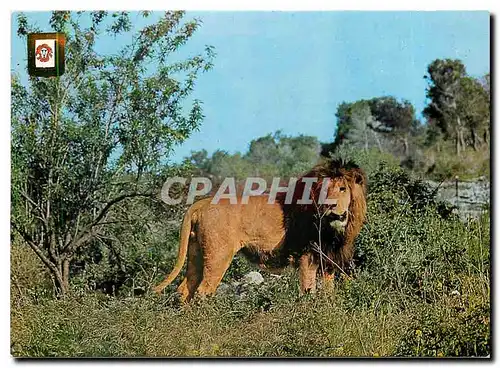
[152,207,194,295]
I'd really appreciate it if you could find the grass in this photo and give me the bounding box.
[413,143,490,181]
[11,274,410,357]
[11,271,488,357]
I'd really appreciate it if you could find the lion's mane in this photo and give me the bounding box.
[277,159,367,273]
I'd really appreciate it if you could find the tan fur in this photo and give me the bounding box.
[153,160,367,303]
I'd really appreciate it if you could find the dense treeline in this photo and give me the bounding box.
[186,131,321,181]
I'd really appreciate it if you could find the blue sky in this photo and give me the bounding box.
[11,11,490,162]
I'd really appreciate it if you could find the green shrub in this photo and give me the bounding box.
[395,276,490,357]
[10,243,54,303]
[70,197,183,297]
[334,145,400,177]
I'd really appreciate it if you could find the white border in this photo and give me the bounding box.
[5,0,498,11]
[2,1,497,367]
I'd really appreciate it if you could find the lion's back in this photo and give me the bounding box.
[193,195,286,251]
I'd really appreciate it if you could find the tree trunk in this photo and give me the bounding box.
[455,116,465,155]
[459,129,466,152]
[471,127,479,151]
[455,125,461,156]
[483,127,490,148]
[403,136,409,156]
[364,128,368,152]
[63,258,70,293]
[373,131,383,152]
[52,259,70,297]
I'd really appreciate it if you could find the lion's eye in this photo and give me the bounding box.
[340,187,346,192]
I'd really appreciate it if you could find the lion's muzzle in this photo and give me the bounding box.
[324,209,348,221]
[331,211,347,222]
[324,210,348,231]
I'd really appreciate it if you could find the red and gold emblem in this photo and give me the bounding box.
[35,43,53,63]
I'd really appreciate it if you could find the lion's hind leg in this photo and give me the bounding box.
[195,241,236,299]
[177,238,203,303]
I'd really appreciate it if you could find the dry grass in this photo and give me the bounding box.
[11,280,410,357]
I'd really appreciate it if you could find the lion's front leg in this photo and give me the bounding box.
[321,272,335,291]
[299,253,318,294]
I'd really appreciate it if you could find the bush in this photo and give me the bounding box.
[411,142,490,181]
[70,194,187,297]
[334,145,400,177]
[10,243,54,303]
[395,276,490,357]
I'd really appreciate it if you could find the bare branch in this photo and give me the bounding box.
[311,242,352,280]
[63,192,152,254]
[11,222,60,277]
[19,190,46,223]
[92,192,152,228]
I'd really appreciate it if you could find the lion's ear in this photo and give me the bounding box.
[350,168,366,186]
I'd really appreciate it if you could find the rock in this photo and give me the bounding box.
[426,178,490,220]
[242,271,264,285]
[216,282,231,294]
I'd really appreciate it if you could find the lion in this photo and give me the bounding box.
[153,159,367,303]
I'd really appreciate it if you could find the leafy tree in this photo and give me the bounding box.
[246,134,281,177]
[246,131,321,178]
[209,150,252,181]
[187,149,211,176]
[423,59,490,154]
[482,73,490,97]
[332,102,354,148]
[369,97,417,155]
[344,101,382,152]
[331,97,417,157]
[457,76,490,150]
[423,59,467,154]
[186,131,321,181]
[481,72,491,146]
[11,11,214,296]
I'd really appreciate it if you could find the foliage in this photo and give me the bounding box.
[369,97,416,136]
[11,243,54,303]
[334,145,400,177]
[330,97,418,158]
[423,59,489,155]
[421,142,490,180]
[328,58,489,179]
[456,76,490,150]
[345,101,381,151]
[69,163,195,297]
[396,290,490,357]
[187,131,321,181]
[423,59,466,138]
[11,11,214,295]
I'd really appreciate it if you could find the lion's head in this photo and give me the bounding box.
[292,159,367,232]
